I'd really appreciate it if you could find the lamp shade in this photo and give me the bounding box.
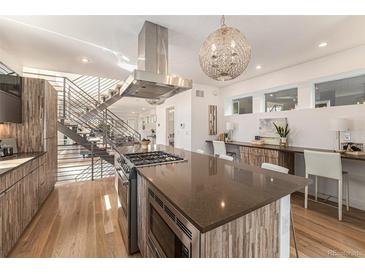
[226,121,234,131]
[329,118,350,131]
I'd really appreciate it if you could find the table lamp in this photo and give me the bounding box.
[226,122,235,141]
[330,118,350,151]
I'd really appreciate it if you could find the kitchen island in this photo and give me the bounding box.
[118,144,308,258]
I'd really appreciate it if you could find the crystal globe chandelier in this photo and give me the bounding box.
[199,16,251,81]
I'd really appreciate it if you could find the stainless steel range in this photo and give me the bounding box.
[115,151,185,254]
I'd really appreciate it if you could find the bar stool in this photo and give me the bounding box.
[303,150,350,221]
[261,162,299,258]
[212,141,236,159]
[219,154,234,161]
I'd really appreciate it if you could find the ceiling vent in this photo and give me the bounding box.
[196,90,204,97]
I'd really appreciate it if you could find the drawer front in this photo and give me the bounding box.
[0,175,6,194]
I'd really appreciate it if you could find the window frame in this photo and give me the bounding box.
[264,87,298,113]
[232,96,253,115]
[314,74,365,108]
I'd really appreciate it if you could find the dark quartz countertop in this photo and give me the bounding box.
[0,152,45,177]
[120,144,308,233]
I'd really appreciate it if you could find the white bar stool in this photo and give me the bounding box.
[304,150,350,221]
[212,140,236,159]
[219,154,234,161]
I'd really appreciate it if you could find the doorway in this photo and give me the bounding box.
[166,107,175,147]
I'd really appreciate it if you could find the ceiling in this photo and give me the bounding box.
[1,15,365,88]
[108,97,155,117]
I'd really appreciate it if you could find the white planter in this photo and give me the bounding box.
[280,137,288,146]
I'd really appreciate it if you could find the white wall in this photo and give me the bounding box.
[156,90,192,150]
[155,83,220,152]
[191,84,221,152]
[218,44,365,210]
[0,48,23,75]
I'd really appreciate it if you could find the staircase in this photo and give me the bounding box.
[72,75,121,102]
[0,61,17,75]
[23,72,141,183]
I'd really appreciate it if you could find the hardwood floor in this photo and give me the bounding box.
[9,177,140,258]
[290,193,365,258]
[8,177,365,258]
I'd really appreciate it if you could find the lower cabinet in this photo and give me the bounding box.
[0,155,54,257]
[2,183,22,256]
[0,192,5,257]
[239,146,294,174]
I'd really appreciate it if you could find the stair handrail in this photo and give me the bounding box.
[24,71,141,144]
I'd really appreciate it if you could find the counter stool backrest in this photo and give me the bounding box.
[219,154,234,161]
[212,141,226,156]
[304,150,342,180]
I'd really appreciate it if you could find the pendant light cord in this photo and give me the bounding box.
[220,15,226,27]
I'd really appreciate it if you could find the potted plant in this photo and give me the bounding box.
[273,122,290,146]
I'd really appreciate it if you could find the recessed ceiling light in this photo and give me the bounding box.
[81,57,90,63]
[256,65,262,70]
[142,107,146,111]
[131,111,136,114]
[318,42,328,48]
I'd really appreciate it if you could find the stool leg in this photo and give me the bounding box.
[345,175,350,212]
[304,174,309,209]
[314,176,318,201]
[304,185,308,209]
[338,179,343,221]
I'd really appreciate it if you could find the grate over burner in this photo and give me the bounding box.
[124,151,185,167]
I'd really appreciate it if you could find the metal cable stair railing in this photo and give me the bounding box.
[24,72,141,145]
[0,61,18,75]
[23,72,141,182]
[73,75,121,102]
[75,157,115,182]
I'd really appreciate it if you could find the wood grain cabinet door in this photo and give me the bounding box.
[2,182,22,256]
[0,192,4,257]
[21,169,39,230]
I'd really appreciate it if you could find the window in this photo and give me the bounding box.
[232,96,253,114]
[315,74,365,108]
[265,88,298,112]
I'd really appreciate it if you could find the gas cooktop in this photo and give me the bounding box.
[124,151,185,167]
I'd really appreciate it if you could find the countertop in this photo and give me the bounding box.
[206,140,365,161]
[0,152,46,177]
[122,144,308,233]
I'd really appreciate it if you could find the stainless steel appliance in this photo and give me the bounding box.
[0,138,17,158]
[147,185,200,258]
[120,21,193,105]
[115,151,186,254]
[0,75,22,123]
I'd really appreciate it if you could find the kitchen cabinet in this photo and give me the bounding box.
[21,169,39,230]
[0,154,54,257]
[239,146,294,174]
[0,192,4,257]
[2,182,22,256]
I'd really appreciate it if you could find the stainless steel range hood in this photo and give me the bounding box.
[120,21,192,104]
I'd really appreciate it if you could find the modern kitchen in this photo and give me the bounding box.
[1,6,365,273]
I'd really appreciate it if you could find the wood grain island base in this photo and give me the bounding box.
[137,173,291,258]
